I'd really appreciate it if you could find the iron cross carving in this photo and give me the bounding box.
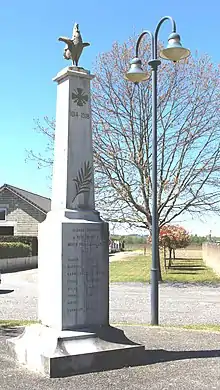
[72,88,88,107]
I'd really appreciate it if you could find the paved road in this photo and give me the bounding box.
[0,269,220,325]
[1,270,220,389]
[0,325,220,389]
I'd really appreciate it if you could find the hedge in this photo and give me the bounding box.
[0,242,31,259]
[0,236,38,255]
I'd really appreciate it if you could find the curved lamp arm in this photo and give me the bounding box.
[154,16,176,58]
[135,17,177,60]
[135,30,155,59]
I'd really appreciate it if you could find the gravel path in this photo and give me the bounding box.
[1,326,220,389]
[0,269,220,325]
[109,251,143,262]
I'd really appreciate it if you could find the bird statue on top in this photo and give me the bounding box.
[58,23,90,67]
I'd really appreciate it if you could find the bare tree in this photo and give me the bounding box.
[27,36,220,234]
[26,116,55,171]
[92,38,220,233]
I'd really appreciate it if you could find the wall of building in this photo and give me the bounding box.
[0,255,38,274]
[202,242,220,276]
[0,189,46,236]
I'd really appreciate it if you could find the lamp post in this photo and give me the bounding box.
[125,16,190,325]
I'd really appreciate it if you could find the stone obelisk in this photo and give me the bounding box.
[37,65,110,332]
[7,24,144,377]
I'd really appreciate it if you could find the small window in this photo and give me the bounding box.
[0,208,6,220]
[0,226,13,235]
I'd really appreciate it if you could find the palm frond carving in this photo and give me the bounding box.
[72,161,92,202]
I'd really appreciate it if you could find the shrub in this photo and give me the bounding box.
[159,225,190,268]
[160,225,190,252]
[0,242,31,259]
[0,236,38,255]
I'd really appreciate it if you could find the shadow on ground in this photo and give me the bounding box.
[0,289,14,295]
[165,258,209,275]
[169,271,202,275]
[142,348,220,365]
[171,258,203,261]
[170,266,205,271]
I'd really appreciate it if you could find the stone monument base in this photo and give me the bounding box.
[7,324,145,377]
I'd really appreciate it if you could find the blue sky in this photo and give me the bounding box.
[1,0,220,235]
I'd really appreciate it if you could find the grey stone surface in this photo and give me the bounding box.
[1,271,220,327]
[7,324,144,377]
[38,67,110,331]
[1,325,220,389]
[0,256,37,274]
[38,216,109,330]
[52,67,95,211]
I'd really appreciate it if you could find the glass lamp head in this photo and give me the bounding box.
[125,58,148,83]
[160,32,190,62]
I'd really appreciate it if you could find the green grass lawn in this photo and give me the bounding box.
[113,323,220,332]
[0,320,219,333]
[110,255,220,283]
[0,320,38,328]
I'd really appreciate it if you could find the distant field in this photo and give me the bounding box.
[125,244,202,259]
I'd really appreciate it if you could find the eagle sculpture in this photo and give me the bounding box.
[58,23,90,67]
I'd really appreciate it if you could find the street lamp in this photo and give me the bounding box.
[125,16,190,325]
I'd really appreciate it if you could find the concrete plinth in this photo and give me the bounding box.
[7,324,144,377]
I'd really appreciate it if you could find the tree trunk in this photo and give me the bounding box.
[169,248,172,259]
[168,247,172,268]
[163,245,167,271]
